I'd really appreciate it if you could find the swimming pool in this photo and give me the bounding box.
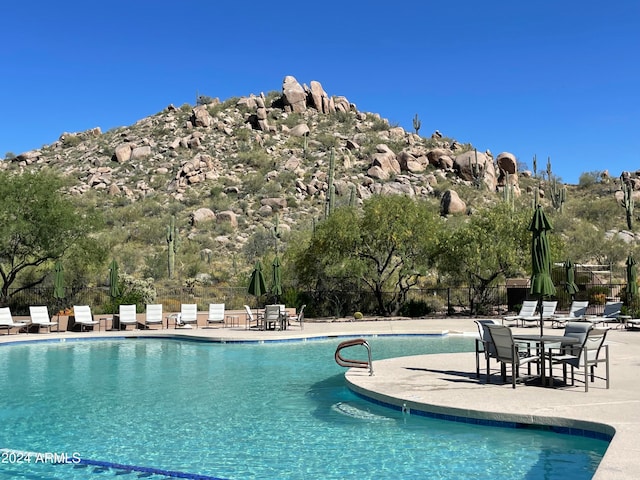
[0,336,607,479]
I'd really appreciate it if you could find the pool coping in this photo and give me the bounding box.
[1,318,639,479]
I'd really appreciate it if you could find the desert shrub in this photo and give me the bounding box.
[578,171,604,188]
[61,135,82,148]
[587,286,609,305]
[237,149,272,171]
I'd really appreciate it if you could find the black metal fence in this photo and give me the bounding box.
[2,282,626,318]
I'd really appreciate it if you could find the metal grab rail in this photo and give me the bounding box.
[335,338,373,375]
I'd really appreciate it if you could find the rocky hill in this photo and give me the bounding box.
[1,75,633,284]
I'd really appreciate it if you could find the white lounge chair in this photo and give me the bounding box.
[73,305,100,332]
[206,303,225,326]
[118,304,138,330]
[244,305,261,330]
[583,301,622,326]
[144,304,163,329]
[551,300,589,328]
[178,304,198,328]
[502,300,538,327]
[0,307,27,334]
[29,305,59,333]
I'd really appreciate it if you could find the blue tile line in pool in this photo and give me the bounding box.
[350,389,614,442]
[76,457,229,479]
[0,332,445,347]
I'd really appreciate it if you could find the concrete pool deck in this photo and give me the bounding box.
[2,316,639,479]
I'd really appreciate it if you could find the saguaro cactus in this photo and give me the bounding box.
[471,149,484,190]
[349,184,357,207]
[621,175,635,230]
[166,216,179,278]
[546,158,567,213]
[412,113,421,135]
[502,170,514,209]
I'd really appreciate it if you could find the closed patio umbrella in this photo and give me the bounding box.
[109,259,121,298]
[626,255,638,303]
[248,260,267,301]
[271,255,283,302]
[529,205,556,337]
[564,259,579,301]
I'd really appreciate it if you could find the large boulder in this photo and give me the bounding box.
[113,144,132,163]
[190,208,216,225]
[369,144,401,179]
[453,150,496,191]
[282,76,307,113]
[217,210,238,228]
[440,189,467,215]
[309,81,330,113]
[192,105,213,127]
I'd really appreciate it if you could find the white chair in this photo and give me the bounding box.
[485,324,541,388]
[244,305,261,330]
[289,304,306,330]
[0,307,27,334]
[118,304,138,330]
[551,300,589,328]
[29,305,59,333]
[520,300,558,328]
[73,305,100,332]
[178,304,198,328]
[502,300,538,327]
[144,304,163,329]
[263,305,283,330]
[474,319,500,380]
[206,303,225,326]
[583,301,622,326]
[550,326,609,391]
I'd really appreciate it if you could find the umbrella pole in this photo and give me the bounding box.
[539,298,544,337]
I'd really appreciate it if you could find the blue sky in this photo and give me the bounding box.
[1,1,638,184]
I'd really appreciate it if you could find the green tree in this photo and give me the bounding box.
[438,203,552,314]
[0,170,98,301]
[292,195,441,315]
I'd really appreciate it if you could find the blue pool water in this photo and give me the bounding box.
[0,336,608,479]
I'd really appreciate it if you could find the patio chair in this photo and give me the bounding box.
[549,326,609,391]
[474,319,499,380]
[178,304,199,328]
[118,304,138,330]
[0,307,28,335]
[244,305,261,330]
[206,303,225,326]
[263,305,283,330]
[551,300,588,328]
[485,324,541,388]
[289,304,306,330]
[582,301,622,326]
[73,305,100,332]
[144,304,164,329]
[521,300,558,328]
[502,300,538,327]
[29,305,59,333]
